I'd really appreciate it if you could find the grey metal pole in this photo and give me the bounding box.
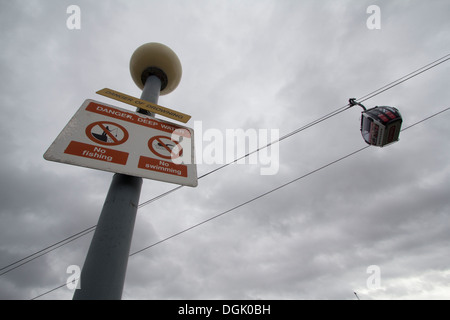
[140,75,161,116]
[73,75,161,300]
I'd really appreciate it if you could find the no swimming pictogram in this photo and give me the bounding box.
[86,121,129,146]
[148,135,183,160]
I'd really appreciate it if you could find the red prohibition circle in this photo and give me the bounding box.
[148,135,183,160]
[85,121,129,146]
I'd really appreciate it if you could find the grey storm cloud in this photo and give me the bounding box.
[0,0,449,300]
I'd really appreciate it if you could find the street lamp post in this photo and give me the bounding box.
[73,43,182,300]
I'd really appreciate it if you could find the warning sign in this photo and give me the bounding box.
[43,99,197,187]
[86,121,129,146]
[148,135,183,160]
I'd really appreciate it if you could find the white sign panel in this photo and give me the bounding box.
[44,99,197,187]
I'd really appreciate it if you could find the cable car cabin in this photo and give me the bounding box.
[360,106,402,147]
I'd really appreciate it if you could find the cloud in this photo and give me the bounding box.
[0,0,449,300]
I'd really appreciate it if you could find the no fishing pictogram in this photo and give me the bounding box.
[86,121,129,146]
[148,135,183,160]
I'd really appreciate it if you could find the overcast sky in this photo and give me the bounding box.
[1,0,449,300]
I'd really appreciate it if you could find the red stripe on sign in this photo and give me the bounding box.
[138,156,188,177]
[86,102,191,137]
[64,141,129,165]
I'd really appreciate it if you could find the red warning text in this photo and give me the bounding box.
[64,141,129,165]
[86,102,191,137]
[138,156,187,177]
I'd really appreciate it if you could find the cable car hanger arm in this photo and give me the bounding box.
[349,98,367,111]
